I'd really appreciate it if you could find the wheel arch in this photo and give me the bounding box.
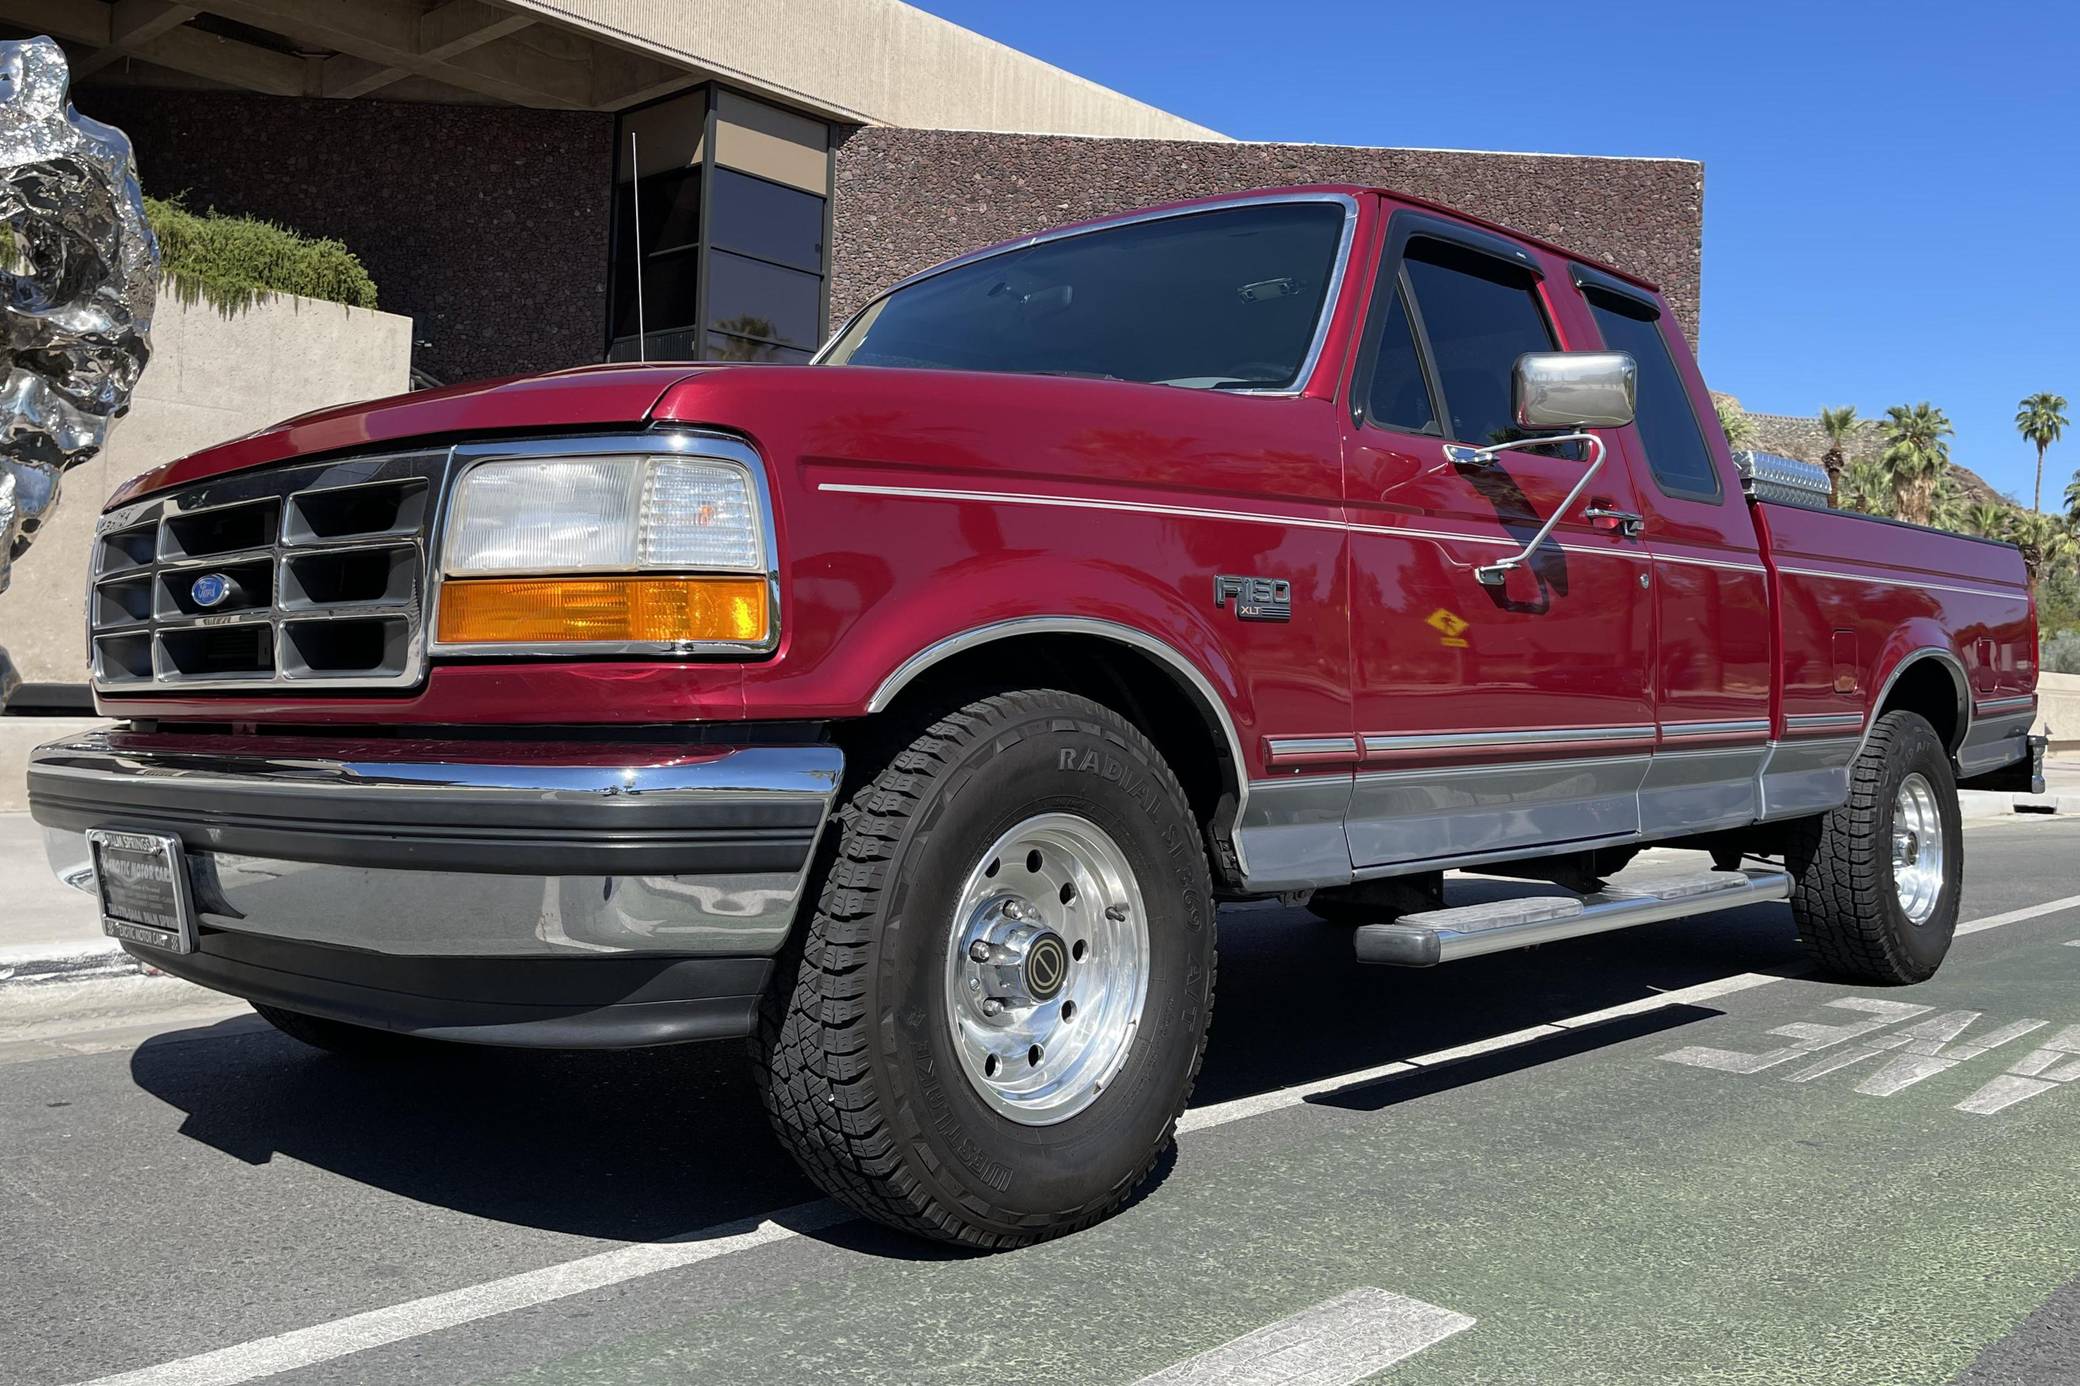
[1862,646,1970,760]
[865,618,1251,885]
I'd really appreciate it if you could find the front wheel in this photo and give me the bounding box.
[1786,710,1962,984]
[752,690,1216,1247]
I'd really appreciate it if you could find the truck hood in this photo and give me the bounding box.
[107,363,709,509]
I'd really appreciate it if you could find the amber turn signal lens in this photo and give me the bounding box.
[438,576,768,646]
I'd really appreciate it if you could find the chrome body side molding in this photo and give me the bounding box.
[1360,725,1653,753]
[1785,712,1865,733]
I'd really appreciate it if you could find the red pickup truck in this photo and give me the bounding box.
[30,185,2044,1247]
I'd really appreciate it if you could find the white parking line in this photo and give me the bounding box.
[69,891,2080,1386]
[75,1202,850,1386]
[1957,895,2080,936]
[1130,1288,1474,1385]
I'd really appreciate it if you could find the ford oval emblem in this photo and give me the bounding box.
[190,573,231,608]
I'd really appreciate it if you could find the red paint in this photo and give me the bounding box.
[108,363,706,508]
[102,188,2036,779]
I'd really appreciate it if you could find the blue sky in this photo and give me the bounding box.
[913,0,2079,505]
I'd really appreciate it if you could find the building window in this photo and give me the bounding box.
[607,87,831,365]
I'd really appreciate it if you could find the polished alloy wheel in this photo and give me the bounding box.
[944,812,1150,1125]
[1891,771,1944,924]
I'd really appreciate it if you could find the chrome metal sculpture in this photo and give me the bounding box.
[0,36,157,704]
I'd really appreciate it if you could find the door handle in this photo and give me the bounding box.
[1583,506,1645,538]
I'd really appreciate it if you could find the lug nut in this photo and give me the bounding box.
[968,940,991,962]
[981,998,1003,1017]
[1002,900,1025,921]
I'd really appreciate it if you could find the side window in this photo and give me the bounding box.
[1401,240,1557,449]
[1583,287,1722,501]
[1364,281,1436,434]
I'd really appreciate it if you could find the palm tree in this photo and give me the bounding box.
[2066,469,2080,525]
[1964,501,2010,539]
[2015,392,2069,513]
[2005,509,2078,582]
[1928,476,1968,533]
[1715,399,1758,453]
[1818,405,1859,504]
[1839,457,1894,516]
[1879,402,1953,526]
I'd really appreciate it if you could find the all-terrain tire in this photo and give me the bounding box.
[1785,710,1962,984]
[251,1003,429,1058]
[751,690,1216,1248]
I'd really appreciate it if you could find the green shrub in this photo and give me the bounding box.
[145,197,378,313]
[2043,631,2080,676]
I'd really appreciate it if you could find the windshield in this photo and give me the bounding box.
[821,200,1348,390]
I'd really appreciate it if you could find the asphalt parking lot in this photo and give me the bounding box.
[4,815,2079,1386]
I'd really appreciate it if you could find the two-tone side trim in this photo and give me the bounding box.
[1658,718,1771,740]
[1361,725,1654,754]
[1773,564,2023,603]
[1785,712,1866,733]
[824,482,1643,560]
[1648,552,1769,576]
[1975,694,2037,714]
[1265,735,1362,767]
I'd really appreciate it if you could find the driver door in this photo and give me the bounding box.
[1340,210,1653,870]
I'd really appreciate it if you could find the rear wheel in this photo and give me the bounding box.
[1786,710,1962,984]
[752,690,1215,1247]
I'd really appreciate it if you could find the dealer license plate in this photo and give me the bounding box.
[85,828,197,954]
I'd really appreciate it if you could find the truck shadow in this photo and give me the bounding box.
[125,891,1809,1249]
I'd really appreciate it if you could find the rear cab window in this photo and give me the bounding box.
[1574,273,1723,503]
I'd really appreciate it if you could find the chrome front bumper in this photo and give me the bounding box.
[28,730,842,1045]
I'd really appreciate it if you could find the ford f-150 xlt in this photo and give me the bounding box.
[28,186,2046,1247]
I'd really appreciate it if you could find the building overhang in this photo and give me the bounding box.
[0,0,1225,137]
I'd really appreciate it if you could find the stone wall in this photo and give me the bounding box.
[76,89,614,386]
[0,292,413,686]
[830,129,1705,343]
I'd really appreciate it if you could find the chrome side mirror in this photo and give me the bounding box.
[1514,351,1637,431]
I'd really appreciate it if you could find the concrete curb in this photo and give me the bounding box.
[1959,789,2065,820]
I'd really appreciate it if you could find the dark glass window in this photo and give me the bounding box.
[706,332,814,364]
[610,170,702,338]
[1402,240,1557,449]
[1584,287,1721,500]
[606,89,831,363]
[1364,281,1436,434]
[705,250,822,349]
[708,168,823,273]
[823,202,1345,389]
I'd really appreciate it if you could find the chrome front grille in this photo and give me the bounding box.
[90,450,447,693]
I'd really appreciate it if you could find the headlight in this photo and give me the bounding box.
[444,456,763,576]
[436,453,771,650]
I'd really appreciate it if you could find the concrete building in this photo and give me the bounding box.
[0,0,1704,698]
[4,0,1703,387]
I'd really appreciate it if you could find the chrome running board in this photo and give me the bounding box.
[1354,868,1793,967]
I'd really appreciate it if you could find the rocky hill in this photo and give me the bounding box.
[1713,395,2014,507]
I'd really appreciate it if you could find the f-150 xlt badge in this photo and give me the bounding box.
[1213,575,1291,622]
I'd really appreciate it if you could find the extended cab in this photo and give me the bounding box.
[28,186,2046,1246]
